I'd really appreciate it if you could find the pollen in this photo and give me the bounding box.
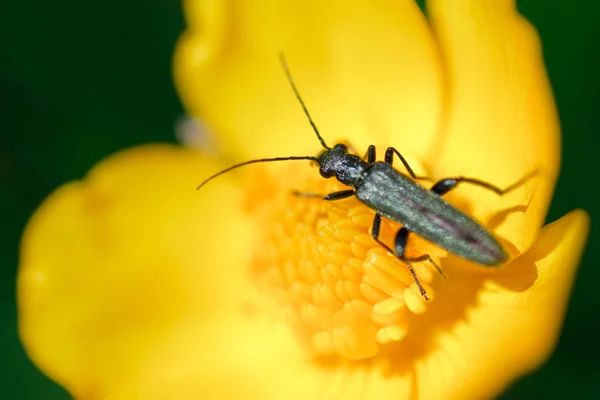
[249,172,444,360]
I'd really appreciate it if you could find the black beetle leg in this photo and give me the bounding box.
[385,147,430,181]
[291,191,323,198]
[363,145,376,163]
[371,214,429,300]
[323,190,355,201]
[395,227,447,279]
[292,189,355,201]
[431,170,538,197]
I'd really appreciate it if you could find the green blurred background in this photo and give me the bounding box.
[0,0,597,398]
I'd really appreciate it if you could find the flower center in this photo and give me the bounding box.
[249,169,445,360]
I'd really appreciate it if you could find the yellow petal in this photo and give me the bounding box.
[427,0,561,252]
[18,144,252,399]
[106,194,588,399]
[174,0,444,162]
[103,314,414,400]
[413,210,589,399]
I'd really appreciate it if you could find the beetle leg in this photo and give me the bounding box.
[292,189,355,201]
[431,170,538,196]
[364,145,376,163]
[291,191,323,198]
[323,190,355,200]
[371,214,429,300]
[385,147,430,181]
[393,226,409,256]
[395,227,447,279]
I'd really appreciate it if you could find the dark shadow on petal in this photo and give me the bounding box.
[487,204,529,231]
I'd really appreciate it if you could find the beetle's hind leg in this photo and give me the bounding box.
[395,227,447,279]
[371,214,429,300]
[430,170,538,196]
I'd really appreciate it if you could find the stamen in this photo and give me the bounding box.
[250,175,442,360]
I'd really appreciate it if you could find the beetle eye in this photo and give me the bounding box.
[319,168,334,178]
[334,143,348,152]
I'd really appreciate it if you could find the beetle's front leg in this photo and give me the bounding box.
[363,145,376,163]
[292,189,355,201]
[385,147,430,181]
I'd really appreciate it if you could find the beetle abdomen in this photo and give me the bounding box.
[356,163,508,265]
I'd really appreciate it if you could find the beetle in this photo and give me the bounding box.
[198,55,536,300]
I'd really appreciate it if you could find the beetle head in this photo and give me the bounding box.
[317,144,348,178]
[317,143,366,186]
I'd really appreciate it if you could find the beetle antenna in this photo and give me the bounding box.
[197,156,319,190]
[279,53,330,150]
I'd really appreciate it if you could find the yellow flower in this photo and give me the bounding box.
[18,1,589,399]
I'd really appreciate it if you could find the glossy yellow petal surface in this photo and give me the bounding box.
[19,145,253,399]
[412,210,589,399]
[174,0,444,161]
[427,0,560,251]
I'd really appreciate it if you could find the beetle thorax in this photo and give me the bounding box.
[318,144,368,187]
